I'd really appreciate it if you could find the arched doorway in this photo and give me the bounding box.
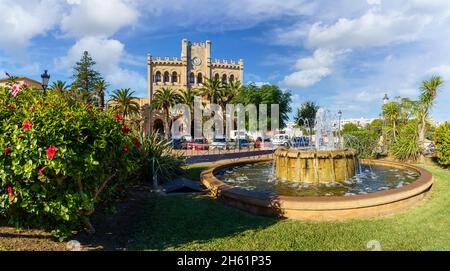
[153,119,164,134]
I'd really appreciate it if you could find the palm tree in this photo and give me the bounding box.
[415,75,444,162]
[50,80,70,93]
[223,80,243,105]
[150,87,182,139]
[94,79,109,110]
[180,87,198,112]
[200,78,223,104]
[107,88,140,118]
[383,101,401,140]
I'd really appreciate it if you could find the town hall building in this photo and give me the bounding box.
[144,39,244,134]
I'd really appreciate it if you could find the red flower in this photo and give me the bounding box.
[122,125,131,134]
[7,186,15,203]
[3,147,10,153]
[22,82,29,88]
[133,138,141,149]
[22,121,32,131]
[114,114,123,121]
[123,146,129,152]
[46,146,57,160]
[66,112,72,118]
[37,167,46,175]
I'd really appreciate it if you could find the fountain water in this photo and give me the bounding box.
[275,108,357,183]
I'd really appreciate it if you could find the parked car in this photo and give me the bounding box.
[227,138,250,149]
[172,135,191,149]
[272,134,291,147]
[292,136,309,147]
[187,137,209,150]
[210,136,227,150]
[229,130,247,141]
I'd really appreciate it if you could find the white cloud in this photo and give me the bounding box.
[429,65,450,80]
[306,10,431,50]
[55,37,146,95]
[281,49,345,88]
[61,0,139,38]
[0,0,62,55]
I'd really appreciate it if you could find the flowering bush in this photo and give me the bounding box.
[0,84,137,239]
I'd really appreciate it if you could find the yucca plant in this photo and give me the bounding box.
[133,132,185,187]
[391,121,422,162]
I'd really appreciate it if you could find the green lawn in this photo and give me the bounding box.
[130,164,450,251]
[182,164,210,181]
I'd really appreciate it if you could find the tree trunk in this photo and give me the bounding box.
[164,108,170,139]
[418,116,426,163]
[99,92,104,111]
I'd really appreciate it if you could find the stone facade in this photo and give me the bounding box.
[0,77,43,90]
[145,39,244,135]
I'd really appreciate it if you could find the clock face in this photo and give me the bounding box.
[192,57,202,66]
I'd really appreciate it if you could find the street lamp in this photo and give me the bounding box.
[41,70,50,97]
[337,110,342,149]
[383,93,389,105]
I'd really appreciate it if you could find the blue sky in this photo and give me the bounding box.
[1,0,450,122]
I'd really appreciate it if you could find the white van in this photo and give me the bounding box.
[272,134,291,147]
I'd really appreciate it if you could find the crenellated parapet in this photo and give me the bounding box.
[151,56,183,66]
[212,58,244,69]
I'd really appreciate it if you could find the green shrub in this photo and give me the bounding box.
[343,129,379,158]
[133,132,185,185]
[434,122,450,167]
[0,85,137,240]
[391,121,422,162]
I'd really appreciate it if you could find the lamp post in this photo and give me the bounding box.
[382,94,389,154]
[337,110,342,149]
[41,70,50,98]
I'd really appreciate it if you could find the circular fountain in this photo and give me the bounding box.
[275,148,356,183]
[201,108,433,221]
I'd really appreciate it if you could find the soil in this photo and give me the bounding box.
[0,185,154,251]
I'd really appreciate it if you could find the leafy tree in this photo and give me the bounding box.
[342,123,359,134]
[294,101,319,137]
[108,88,140,118]
[415,75,444,162]
[232,83,292,129]
[150,87,182,139]
[433,122,450,167]
[367,119,383,135]
[343,129,379,158]
[71,51,102,103]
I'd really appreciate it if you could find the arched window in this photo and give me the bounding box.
[172,72,178,83]
[155,71,161,83]
[189,72,195,84]
[163,71,170,83]
[229,74,235,82]
[197,73,203,85]
[222,74,227,85]
[214,73,220,81]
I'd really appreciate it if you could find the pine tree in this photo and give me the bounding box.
[72,51,102,96]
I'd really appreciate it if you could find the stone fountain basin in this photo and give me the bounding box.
[201,158,433,221]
